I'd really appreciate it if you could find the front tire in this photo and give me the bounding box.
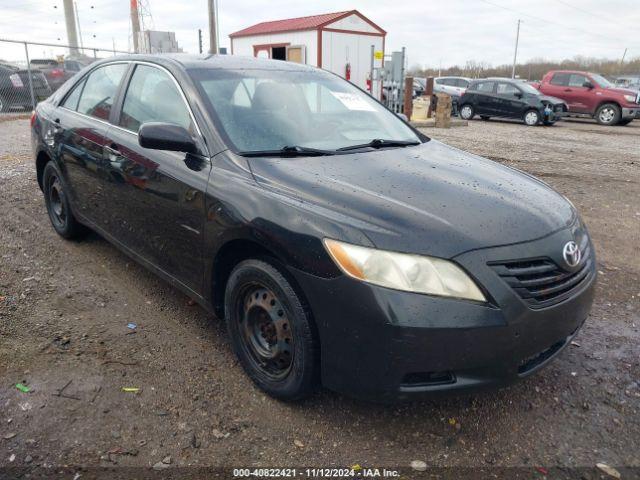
[595,103,621,125]
[42,162,87,239]
[524,109,540,126]
[224,259,319,401]
[459,104,474,120]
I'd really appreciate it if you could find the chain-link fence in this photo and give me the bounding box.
[0,38,130,115]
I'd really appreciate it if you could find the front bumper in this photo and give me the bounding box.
[544,105,568,121]
[290,226,596,402]
[621,106,640,120]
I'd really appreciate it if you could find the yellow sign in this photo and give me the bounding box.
[374,50,384,60]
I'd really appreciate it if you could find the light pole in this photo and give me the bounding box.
[511,19,521,79]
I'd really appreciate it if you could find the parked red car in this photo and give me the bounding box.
[534,70,640,125]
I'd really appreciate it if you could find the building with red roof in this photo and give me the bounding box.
[229,10,386,91]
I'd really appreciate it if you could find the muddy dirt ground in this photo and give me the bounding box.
[0,117,638,477]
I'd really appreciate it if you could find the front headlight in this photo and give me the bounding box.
[323,239,487,302]
[624,94,636,103]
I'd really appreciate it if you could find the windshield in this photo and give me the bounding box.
[189,68,421,153]
[590,73,614,88]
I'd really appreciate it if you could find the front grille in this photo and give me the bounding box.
[489,245,593,309]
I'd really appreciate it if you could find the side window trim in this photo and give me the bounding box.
[55,60,208,157]
[58,61,130,121]
[109,63,136,125]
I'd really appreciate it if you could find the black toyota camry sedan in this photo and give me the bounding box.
[459,78,567,126]
[31,55,595,402]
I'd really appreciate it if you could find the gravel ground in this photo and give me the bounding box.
[0,117,638,478]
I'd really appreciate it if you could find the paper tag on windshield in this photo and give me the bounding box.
[331,92,376,111]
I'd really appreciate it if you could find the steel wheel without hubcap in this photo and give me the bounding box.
[237,285,293,380]
[47,175,67,230]
[524,110,540,126]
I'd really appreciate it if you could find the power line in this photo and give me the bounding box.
[478,0,632,45]
[553,0,630,29]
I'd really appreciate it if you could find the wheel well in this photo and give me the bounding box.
[36,151,51,191]
[211,239,281,318]
[596,101,621,113]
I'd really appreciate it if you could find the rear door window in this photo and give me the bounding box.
[61,78,86,111]
[496,83,519,95]
[76,63,128,121]
[475,81,495,93]
[119,64,193,132]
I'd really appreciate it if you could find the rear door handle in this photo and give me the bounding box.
[564,88,572,92]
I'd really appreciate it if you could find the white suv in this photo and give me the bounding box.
[434,77,472,97]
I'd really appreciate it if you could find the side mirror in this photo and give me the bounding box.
[514,92,523,98]
[582,81,594,89]
[138,122,198,154]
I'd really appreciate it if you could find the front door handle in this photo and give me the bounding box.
[564,88,572,92]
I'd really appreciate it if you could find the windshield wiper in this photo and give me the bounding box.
[237,145,335,157]
[337,139,421,152]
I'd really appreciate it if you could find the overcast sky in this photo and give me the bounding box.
[1,0,639,67]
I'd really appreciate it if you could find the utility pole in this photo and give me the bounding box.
[74,1,84,53]
[130,0,141,53]
[208,0,218,54]
[511,19,521,79]
[198,29,203,54]
[62,0,80,56]
[620,47,628,71]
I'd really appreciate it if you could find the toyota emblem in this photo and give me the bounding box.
[562,241,581,268]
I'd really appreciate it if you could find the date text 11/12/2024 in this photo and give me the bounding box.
[233,467,401,478]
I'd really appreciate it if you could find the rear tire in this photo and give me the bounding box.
[42,162,88,239]
[459,104,474,120]
[524,109,540,126]
[595,103,621,126]
[224,259,319,401]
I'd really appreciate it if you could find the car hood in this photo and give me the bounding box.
[248,140,576,258]
[606,87,638,97]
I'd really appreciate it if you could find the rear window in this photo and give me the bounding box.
[31,59,58,66]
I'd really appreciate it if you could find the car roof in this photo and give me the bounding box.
[90,53,319,73]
